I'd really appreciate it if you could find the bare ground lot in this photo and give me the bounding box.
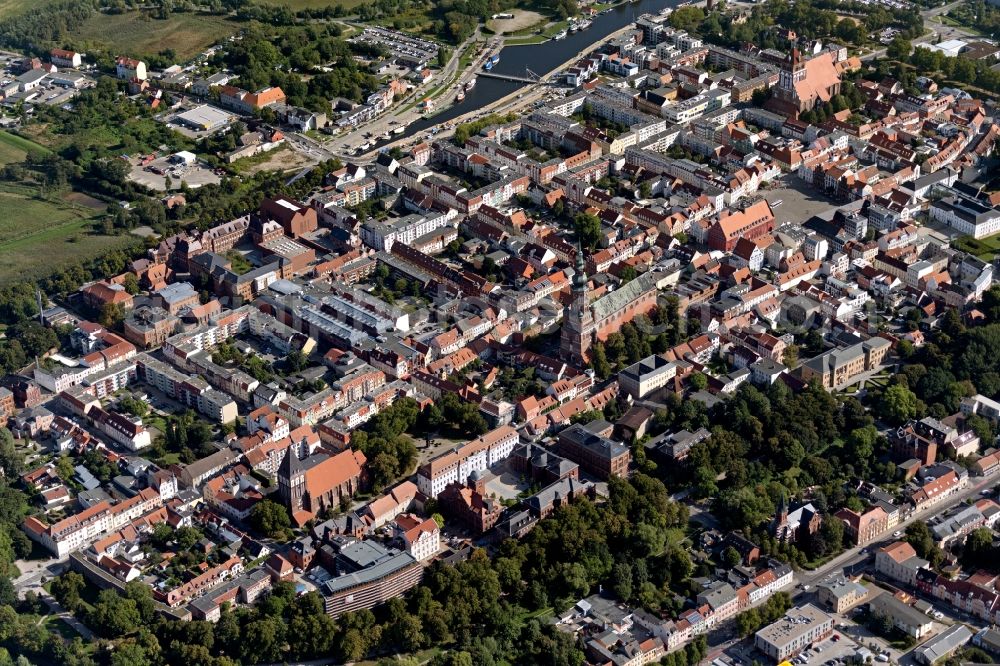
[487,10,546,34]
[236,144,318,175]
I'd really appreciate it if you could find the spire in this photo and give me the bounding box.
[573,239,588,291]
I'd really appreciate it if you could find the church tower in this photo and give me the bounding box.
[560,242,594,367]
[279,450,307,513]
[777,39,808,111]
[771,489,790,541]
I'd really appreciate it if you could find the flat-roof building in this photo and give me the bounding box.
[755,603,833,661]
[174,104,234,132]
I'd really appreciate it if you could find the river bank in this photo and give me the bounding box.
[358,22,638,159]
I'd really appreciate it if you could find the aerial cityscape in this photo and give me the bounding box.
[0,0,999,664]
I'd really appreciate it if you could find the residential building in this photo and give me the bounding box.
[754,604,833,661]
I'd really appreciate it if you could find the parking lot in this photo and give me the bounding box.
[128,154,222,191]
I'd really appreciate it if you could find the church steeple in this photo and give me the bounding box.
[572,240,588,295]
[561,239,595,367]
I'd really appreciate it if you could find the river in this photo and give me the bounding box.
[403,0,682,134]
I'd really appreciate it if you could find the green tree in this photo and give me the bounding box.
[90,588,141,637]
[591,342,611,380]
[880,384,922,425]
[689,372,708,391]
[251,499,291,539]
[573,213,602,251]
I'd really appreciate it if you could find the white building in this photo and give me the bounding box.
[416,426,520,497]
[395,514,440,562]
[929,195,1000,239]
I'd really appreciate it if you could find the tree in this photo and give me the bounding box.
[689,372,708,391]
[285,348,308,373]
[0,428,21,477]
[591,342,611,380]
[50,572,85,611]
[99,302,125,328]
[573,212,602,251]
[722,546,742,568]
[122,273,140,295]
[880,384,922,425]
[782,344,799,368]
[887,35,912,59]
[251,499,291,539]
[963,528,996,570]
[90,588,141,637]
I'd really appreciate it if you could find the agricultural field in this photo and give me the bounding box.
[72,11,239,61]
[0,185,123,283]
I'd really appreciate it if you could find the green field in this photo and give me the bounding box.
[0,0,59,19]
[73,11,240,60]
[0,131,50,166]
[0,186,124,283]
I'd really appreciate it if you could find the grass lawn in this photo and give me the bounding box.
[72,11,240,61]
[0,187,127,283]
[522,606,554,620]
[41,614,83,641]
[0,131,51,166]
[953,234,1000,260]
[21,117,190,156]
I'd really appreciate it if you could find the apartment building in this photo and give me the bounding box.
[875,541,929,587]
[755,604,833,661]
[137,355,238,423]
[22,487,162,557]
[619,354,678,399]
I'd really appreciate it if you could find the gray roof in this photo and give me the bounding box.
[913,623,972,664]
[869,593,932,631]
[591,272,661,323]
[322,550,418,595]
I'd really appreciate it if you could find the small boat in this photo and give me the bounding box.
[577,19,592,29]
[465,76,477,90]
[484,59,493,71]
[553,29,568,40]
[393,125,406,135]
[382,131,392,140]
[569,22,579,33]
[456,89,466,102]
